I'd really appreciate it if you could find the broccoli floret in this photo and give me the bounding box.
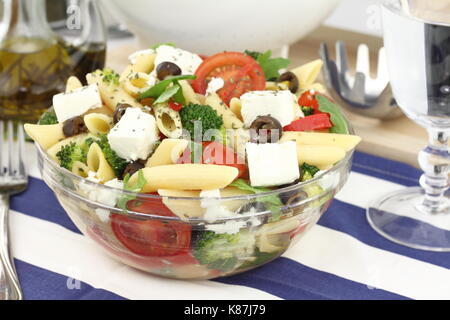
[179,103,223,141]
[300,163,320,181]
[86,134,128,178]
[301,106,315,117]
[56,142,87,171]
[38,111,58,125]
[193,230,256,272]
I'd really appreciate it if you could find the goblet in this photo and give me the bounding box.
[367,0,450,250]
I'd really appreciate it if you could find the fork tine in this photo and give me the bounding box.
[336,41,350,74]
[319,42,330,62]
[7,120,13,176]
[17,122,27,178]
[377,47,390,84]
[0,121,3,176]
[355,44,370,77]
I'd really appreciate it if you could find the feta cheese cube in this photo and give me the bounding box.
[240,90,296,127]
[107,108,159,161]
[153,45,203,75]
[246,141,300,187]
[53,84,102,123]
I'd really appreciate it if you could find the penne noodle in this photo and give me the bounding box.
[24,123,65,150]
[87,142,116,182]
[229,97,243,121]
[86,105,114,116]
[65,76,83,93]
[291,59,324,90]
[179,80,200,104]
[157,189,204,220]
[128,164,239,193]
[84,113,113,136]
[296,145,346,169]
[146,138,189,167]
[72,161,90,178]
[301,82,327,94]
[86,72,144,111]
[279,131,361,152]
[153,104,183,138]
[219,187,254,212]
[205,93,243,129]
[122,72,152,97]
[119,52,156,83]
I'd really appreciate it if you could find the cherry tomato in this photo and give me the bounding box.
[192,52,266,105]
[127,192,175,217]
[177,141,248,179]
[168,100,183,112]
[111,214,191,257]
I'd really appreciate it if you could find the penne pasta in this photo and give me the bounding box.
[128,164,239,192]
[72,161,90,178]
[157,189,204,219]
[153,104,183,138]
[146,138,189,167]
[296,145,346,169]
[86,72,144,111]
[279,131,361,152]
[291,59,324,90]
[179,80,200,104]
[122,72,152,97]
[87,142,116,182]
[24,123,65,150]
[119,52,156,83]
[229,97,243,121]
[205,93,243,129]
[65,76,83,93]
[84,113,113,136]
[86,105,114,116]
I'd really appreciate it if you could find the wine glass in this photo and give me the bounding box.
[367,0,450,251]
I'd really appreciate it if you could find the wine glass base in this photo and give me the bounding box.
[367,187,450,252]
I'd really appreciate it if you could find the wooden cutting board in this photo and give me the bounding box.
[106,26,426,168]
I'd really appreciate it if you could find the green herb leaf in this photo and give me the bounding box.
[316,95,349,134]
[300,163,320,181]
[230,179,283,208]
[246,50,291,81]
[153,84,181,105]
[117,170,147,212]
[150,42,176,50]
[138,75,196,100]
[101,68,120,85]
[172,80,186,104]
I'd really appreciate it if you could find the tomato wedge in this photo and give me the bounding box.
[192,52,266,105]
[110,193,192,257]
[177,141,248,179]
[284,114,333,132]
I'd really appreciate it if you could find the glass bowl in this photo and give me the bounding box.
[36,140,354,280]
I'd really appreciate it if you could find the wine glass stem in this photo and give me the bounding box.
[417,128,450,214]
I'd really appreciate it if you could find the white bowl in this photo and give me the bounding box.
[106,0,341,55]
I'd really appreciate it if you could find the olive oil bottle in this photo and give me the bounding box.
[0,0,106,122]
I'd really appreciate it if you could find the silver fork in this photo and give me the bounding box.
[0,121,27,300]
[319,41,404,120]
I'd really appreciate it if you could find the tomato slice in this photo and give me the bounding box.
[192,52,266,105]
[168,100,183,112]
[111,214,191,257]
[127,192,175,217]
[284,114,333,132]
[177,141,248,179]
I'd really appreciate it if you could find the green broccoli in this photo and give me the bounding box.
[56,142,88,171]
[193,230,256,272]
[300,163,320,181]
[38,111,58,125]
[301,106,315,117]
[86,134,128,178]
[179,103,223,141]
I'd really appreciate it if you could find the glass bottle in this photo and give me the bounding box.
[0,0,107,122]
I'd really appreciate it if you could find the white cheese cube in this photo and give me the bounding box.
[153,45,203,75]
[53,84,102,123]
[246,141,300,187]
[240,90,296,127]
[107,108,159,161]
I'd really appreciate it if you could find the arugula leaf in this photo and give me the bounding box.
[153,84,181,105]
[150,42,176,50]
[316,95,349,134]
[230,179,283,208]
[117,170,147,212]
[245,50,290,81]
[138,75,196,100]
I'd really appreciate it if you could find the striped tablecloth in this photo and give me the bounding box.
[9,142,450,300]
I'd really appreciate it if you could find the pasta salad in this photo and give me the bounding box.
[25,44,361,277]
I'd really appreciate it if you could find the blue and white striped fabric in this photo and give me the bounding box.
[10,143,450,300]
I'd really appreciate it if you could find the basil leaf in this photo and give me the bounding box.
[316,94,349,134]
[172,80,186,104]
[245,50,291,81]
[150,42,176,50]
[153,84,181,105]
[117,170,147,212]
[138,75,196,100]
[229,179,283,208]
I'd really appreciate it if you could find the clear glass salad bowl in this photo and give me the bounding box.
[36,139,354,280]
